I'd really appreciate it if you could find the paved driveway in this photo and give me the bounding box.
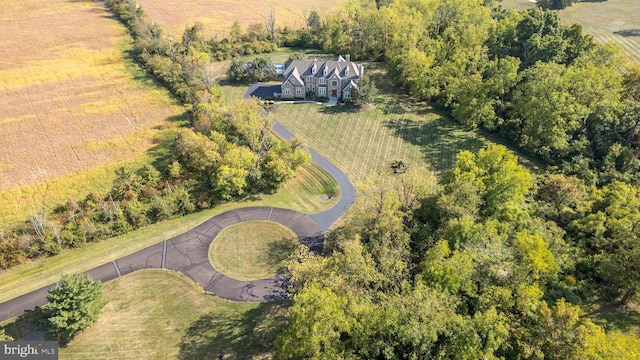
[245,83,280,100]
[0,118,357,322]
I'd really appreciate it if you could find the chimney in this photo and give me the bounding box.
[346,54,351,62]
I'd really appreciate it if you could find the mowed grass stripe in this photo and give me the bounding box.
[559,0,640,64]
[54,269,271,359]
[614,35,640,63]
[588,28,640,63]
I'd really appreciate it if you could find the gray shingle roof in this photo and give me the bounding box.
[282,56,363,84]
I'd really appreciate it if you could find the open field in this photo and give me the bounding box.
[272,63,498,187]
[0,161,337,304]
[2,270,277,359]
[560,0,640,63]
[135,0,344,37]
[499,0,536,11]
[209,221,298,281]
[0,0,184,229]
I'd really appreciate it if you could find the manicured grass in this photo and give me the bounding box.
[209,221,298,281]
[560,0,640,63]
[500,0,536,11]
[586,301,640,338]
[272,63,491,187]
[2,270,280,359]
[0,162,337,304]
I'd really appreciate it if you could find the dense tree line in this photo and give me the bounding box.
[279,146,640,358]
[227,57,276,83]
[285,0,640,186]
[104,0,276,103]
[0,0,309,270]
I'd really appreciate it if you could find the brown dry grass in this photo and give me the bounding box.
[0,0,183,229]
[135,0,345,37]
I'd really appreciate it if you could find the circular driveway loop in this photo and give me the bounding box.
[0,208,323,321]
[161,206,323,302]
[0,119,357,321]
[0,110,356,321]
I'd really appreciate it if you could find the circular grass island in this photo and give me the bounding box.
[208,220,299,281]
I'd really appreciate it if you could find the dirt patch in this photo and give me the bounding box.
[359,103,375,111]
[319,194,332,202]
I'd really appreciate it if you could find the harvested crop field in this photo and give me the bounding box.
[0,0,183,228]
[135,0,344,37]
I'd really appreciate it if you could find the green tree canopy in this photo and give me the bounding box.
[44,273,106,344]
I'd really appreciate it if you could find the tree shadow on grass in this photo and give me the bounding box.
[1,308,50,341]
[384,117,487,173]
[318,104,361,114]
[177,301,287,359]
[262,237,299,273]
[586,301,640,336]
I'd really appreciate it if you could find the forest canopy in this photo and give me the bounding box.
[285,0,640,186]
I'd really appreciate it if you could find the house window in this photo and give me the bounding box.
[312,63,317,74]
[344,91,351,99]
[284,88,291,95]
[331,80,338,87]
[306,76,314,82]
[322,67,327,76]
[319,78,326,85]
[318,87,326,95]
[296,87,303,96]
[345,67,349,76]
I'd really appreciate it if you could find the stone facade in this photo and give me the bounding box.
[280,55,363,100]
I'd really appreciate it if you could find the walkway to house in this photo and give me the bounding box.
[0,118,357,322]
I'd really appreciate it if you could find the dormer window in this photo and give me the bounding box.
[322,67,327,76]
[312,63,317,74]
[344,67,349,76]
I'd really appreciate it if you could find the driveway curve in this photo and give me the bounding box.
[0,118,356,322]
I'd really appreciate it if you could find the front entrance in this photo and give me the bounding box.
[332,89,337,96]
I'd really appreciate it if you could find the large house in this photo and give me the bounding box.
[279,55,363,100]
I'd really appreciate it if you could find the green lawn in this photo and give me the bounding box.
[560,0,640,64]
[0,162,337,304]
[272,63,493,188]
[500,0,536,11]
[209,221,298,281]
[3,270,280,359]
[587,301,640,338]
